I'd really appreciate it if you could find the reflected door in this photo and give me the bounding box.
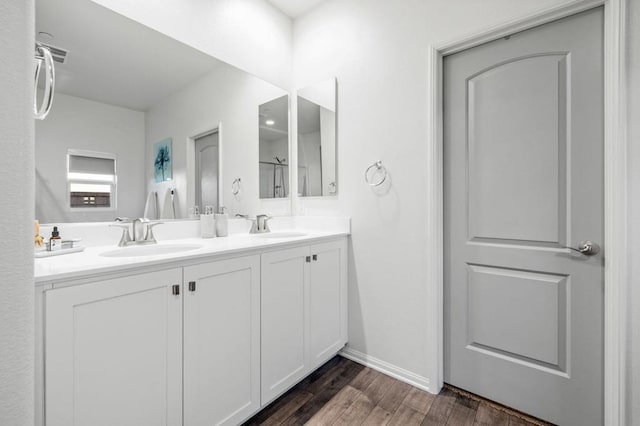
[444,8,604,425]
[194,132,219,212]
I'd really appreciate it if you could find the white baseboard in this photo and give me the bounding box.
[339,347,434,394]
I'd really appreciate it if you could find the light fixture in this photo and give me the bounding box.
[265,119,275,126]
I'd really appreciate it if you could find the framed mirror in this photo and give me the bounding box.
[35,0,290,223]
[296,78,337,197]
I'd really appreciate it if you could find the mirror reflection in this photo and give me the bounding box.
[259,95,290,199]
[297,78,337,197]
[35,0,289,223]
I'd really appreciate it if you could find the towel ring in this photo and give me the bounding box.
[232,178,242,195]
[364,161,387,187]
[34,44,55,120]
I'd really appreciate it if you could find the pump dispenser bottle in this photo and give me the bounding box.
[49,226,62,251]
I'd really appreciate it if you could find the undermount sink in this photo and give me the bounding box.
[253,231,308,239]
[100,243,204,258]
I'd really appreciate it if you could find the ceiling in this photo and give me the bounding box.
[267,0,327,18]
[36,0,223,111]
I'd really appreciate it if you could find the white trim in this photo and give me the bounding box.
[340,347,432,392]
[426,1,628,425]
[602,1,627,425]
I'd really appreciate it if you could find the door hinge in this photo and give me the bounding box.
[312,254,318,261]
[172,284,180,295]
[306,256,311,263]
[189,281,196,292]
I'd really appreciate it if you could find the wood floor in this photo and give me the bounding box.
[244,356,552,426]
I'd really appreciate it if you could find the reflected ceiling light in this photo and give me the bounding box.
[265,119,275,126]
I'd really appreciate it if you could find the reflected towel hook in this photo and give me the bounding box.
[232,178,242,195]
[364,161,387,187]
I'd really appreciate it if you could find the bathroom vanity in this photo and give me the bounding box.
[35,222,348,426]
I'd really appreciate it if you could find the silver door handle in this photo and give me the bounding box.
[563,240,600,256]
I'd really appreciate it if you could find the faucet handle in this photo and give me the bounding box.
[256,214,272,233]
[109,223,132,246]
[144,222,164,243]
[236,214,259,233]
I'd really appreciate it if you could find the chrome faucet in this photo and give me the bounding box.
[110,218,163,246]
[236,214,272,234]
[256,214,272,233]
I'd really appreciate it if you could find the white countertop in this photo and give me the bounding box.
[35,229,348,284]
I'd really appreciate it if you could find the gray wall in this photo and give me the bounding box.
[36,93,146,223]
[0,0,35,425]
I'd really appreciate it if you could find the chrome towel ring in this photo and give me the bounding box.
[232,178,242,195]
[364,161,387,186]
[34,43,55,120]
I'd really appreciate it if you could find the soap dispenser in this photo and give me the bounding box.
[200,206,216,238]
[215,207,229,237]
[49,226,62,251]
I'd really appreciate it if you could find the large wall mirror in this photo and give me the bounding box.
[297,78,337,197]
[35,0,289,223]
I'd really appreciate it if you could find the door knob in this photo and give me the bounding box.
[563,240,600,256]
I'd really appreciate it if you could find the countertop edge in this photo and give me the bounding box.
[35,232,349,285]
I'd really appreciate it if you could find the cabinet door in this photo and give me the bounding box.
[183,255,261,426]
[309,239,348,369]
[261,246,310,404]
[45,269,183,426]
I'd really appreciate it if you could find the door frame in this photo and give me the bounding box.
[425,1,628,425]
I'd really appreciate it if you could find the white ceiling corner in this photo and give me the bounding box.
[266,0,327,19]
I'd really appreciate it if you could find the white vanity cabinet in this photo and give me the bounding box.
[308,241,348,369]
[183,255,261,426]
[44,269,183,426]
[261,239,347,404]
[261,246,310,404]
[38,235,348,426]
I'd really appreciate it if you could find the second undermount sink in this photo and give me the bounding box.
[100,243,204,258]
[253,231,308,239]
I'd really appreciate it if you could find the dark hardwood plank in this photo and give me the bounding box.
[280,360,362,425]
[388,403,427,425]
[259,390,313,425]
[421,388,457,425]
[508,415,543,426]
[361,371,397,406]
[349,366,380,391]
[334,391,375,426]
[306,385,360,425]
[243,386,310,425]
[377,379,412,414]
[245,357,553,426]
[301,356,352,395]
[473,402,510,426]
[362,405,393,425]
[403,387,436,414]
[446,395,479,426]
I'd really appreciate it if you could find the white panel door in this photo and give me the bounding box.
[261,246,310,404]
[183,255,260,426]
[444,8,604,426]
[309,240,348,369]
[45,269,183,426]
[195,132,219,212]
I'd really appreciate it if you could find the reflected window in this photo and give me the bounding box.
[67,150,116,209]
